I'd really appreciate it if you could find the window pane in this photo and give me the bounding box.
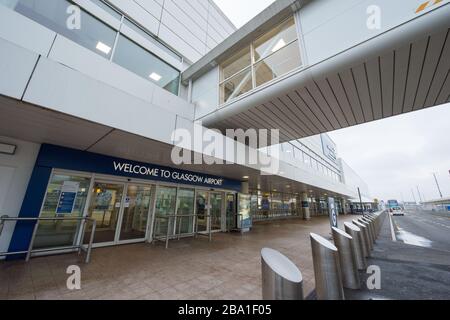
[254,17,298,61]
[220,67,253,103]
[254,40,301,87]
[154,187,177,237]
[176,188,195,235]
[123,18,182,62]
[2,0,117,59]
[221,46,251,80]
[113,35,180,95]
[33,174,91,250]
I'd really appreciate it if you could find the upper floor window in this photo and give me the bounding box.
[0,0,181,96]
[2,0,117,59]
[219,16,302,104]
[113,35,180,95]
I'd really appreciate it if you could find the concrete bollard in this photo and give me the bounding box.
[358,218,374,248]
[353,220,372,255]
[310,233,345,300]
[332,227,361,289]
[261,248,304,300]
[344,222,367,270]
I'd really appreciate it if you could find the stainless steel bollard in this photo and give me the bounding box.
[332,227,361,289]
[353,220,371,255]
[310,233,345,300]
[344,222,367,270]
[261,248,304,300]
[361,217,377,242]
[358,218,374,248]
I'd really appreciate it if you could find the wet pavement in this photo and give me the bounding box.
[0,215,355,300]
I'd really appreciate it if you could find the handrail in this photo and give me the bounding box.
[152,214,212,249]
[0,215,97,263]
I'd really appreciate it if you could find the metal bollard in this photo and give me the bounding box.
[344,222,367,270]
[353,220,372,255]
[358,218,374,248]
[361,217,377,242]
[310,233,345,300]
[261,248,304,300]
[332,227,361,289]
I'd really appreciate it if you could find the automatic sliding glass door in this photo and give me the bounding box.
[118,184,154,242]
[84,182,124,245]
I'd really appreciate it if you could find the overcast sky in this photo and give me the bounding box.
[214,0,450,202]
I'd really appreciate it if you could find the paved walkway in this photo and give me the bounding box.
[0,215,355,300]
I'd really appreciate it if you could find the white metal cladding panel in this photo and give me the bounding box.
[161,0,206,49]
[107,0,160,36]
[0,5,56,56]
[164,0,208,39]
[0,137,40,254]
[0,38,39,100]
[158,24,203,62]
[23,58,178,146]
[207,1,235,37]
[192,67,220,119]
[300,0,450,65]
[133,0,164,20]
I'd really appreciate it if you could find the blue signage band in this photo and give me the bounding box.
[8,144,242,259]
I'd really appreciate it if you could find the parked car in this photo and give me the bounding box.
[390,206,405,216]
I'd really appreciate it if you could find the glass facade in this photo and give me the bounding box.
[0,0,181,95]
[219,16,302,104]
[113,35,180,95]
[33,174,91,249]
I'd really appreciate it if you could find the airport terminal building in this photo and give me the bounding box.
[0,0,448,258]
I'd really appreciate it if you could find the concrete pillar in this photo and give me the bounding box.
[301,193,311,220]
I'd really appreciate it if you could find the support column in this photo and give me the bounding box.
[301,193,311,220]
[341,199,348,215]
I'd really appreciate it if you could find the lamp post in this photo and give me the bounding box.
[433,173,443,199]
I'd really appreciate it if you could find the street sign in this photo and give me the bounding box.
[328,197,338,228]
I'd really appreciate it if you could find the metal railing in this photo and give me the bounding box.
[152,214,213,249]
[0,215,97,263]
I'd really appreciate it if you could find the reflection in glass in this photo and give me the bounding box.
[85,183,124,244]
[113,35,180,95]
[220,67,253,103]
[119,185,153,241]
[153,187,177,237]
[221,47,252,80]
[254,41,301,87]
[33,174,91,250]
[176,189,195,235]
[196,192,208,233]
[1,0,117,58]
[254,17,298,61]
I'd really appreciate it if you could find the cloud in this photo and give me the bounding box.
[329,103,450,202]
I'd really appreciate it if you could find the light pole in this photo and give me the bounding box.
[411,189,417,204]
[417,186,424,204]
[433,173,443,199]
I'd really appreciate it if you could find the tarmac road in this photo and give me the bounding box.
[392,209,450,252]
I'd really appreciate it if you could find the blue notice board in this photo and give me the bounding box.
[56,181,79,214]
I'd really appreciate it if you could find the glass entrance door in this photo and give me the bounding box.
[196,191,224,233]
[210,193,223,232]
[118,184,153,242]
[85,182,124,245]
[196,191,209,233]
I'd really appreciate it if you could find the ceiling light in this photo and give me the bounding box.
[0,143,16,155]
[243,176,249,179]
[272,39,286,52]
[96,41,111,55]
[149,72,162,81]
